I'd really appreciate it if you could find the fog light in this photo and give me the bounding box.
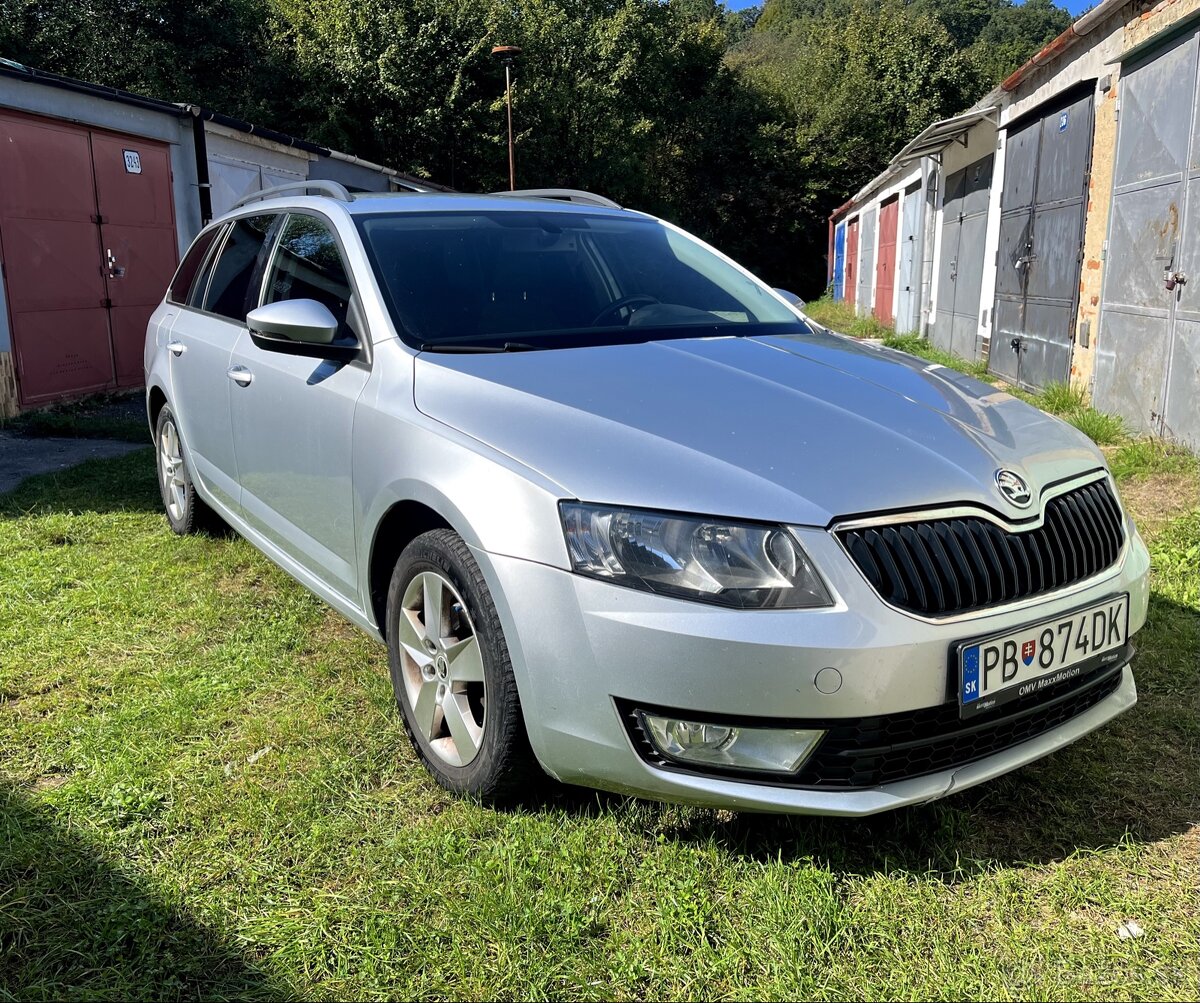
[640,711,824,773]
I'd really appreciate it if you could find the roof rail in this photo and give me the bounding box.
[491,188,622,210]
[231,180,354,210]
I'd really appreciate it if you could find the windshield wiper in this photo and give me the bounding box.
[419,341,539,353]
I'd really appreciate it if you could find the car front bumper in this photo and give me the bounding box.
[474,520,1151,815]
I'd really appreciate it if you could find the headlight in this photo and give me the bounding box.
[560,503,833,609]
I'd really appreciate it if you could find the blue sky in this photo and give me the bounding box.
[723,0,1092,18]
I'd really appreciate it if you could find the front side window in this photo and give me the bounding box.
[263,214,354,337]
[356,210,807,349]
[202,213,276,321]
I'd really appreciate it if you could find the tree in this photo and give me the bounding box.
[729,0,975,291]
[0,0,289,118]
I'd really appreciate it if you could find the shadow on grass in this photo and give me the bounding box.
[0,448,159,518]
[529,592,1199,877]
[0,449,239,540]
[0,786,284,1001]
[0,391,148,443]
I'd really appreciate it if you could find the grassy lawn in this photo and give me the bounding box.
[1,441,1197,999]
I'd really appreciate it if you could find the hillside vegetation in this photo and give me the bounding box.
[1,0,1071,295]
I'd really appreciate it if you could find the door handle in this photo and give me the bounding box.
[168,341,186,357]
[105,248,126,279]
[227,365,254,387]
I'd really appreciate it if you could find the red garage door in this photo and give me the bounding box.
[875,196,898,327]
[0,110,177,406]
[844,217,859,308]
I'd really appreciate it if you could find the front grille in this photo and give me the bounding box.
[836,478,1125,618]
[620,652,1128,791]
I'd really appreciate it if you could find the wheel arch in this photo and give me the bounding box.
[366,499,457,633]
[147,383,168,440]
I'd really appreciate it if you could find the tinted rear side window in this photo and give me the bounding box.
[202,214,276,321]
[167,227,219,305]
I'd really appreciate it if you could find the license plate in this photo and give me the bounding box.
[958,595,1129,718]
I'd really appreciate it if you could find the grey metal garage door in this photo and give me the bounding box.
[991,88,1095,389]
[895,182,924,333]
[933,155,992,360]
[1094,28,1200,452]
[856,206,876,317]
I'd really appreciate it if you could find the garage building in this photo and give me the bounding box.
[828,0,1200,453]
[0,60,444,416]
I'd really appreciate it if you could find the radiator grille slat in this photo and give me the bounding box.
[836,479,1126,617]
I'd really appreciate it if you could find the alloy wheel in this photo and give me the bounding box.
[397,571,487,767]
[158,417,188,523]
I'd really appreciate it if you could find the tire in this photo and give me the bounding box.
[386,528,540,801]
[154,404,215,535]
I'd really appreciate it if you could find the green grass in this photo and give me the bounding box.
[1038,381,1089,416]
[1108,439,1200,483]
[802,296,896,341]
[1066,408,1128,446]
[2,451,1198,999]
[880,332,992,380]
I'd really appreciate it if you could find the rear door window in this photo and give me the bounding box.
[202,214,277,322]
[167,227,220,305]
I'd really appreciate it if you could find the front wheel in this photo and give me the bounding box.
[386,528,540,801]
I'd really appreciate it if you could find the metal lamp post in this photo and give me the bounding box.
[490,45,522,191]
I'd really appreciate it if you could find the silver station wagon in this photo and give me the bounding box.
[145,183,1149,815]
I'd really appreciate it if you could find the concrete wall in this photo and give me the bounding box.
[309,154,392,192]
[204,123,313,217]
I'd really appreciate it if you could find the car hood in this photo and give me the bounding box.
[413,330,1106,526]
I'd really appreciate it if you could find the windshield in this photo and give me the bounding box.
[356,210,808,350]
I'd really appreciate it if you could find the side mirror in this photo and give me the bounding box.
[773,288,806,309]
[246,299,359,362]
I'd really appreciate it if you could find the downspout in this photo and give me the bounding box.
[187,107,213,225]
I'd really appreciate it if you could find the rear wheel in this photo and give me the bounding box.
[386,528,540,801]
[155,405,214,535]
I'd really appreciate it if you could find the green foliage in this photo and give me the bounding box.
[0,0,1074,294]
[1018,381,1129,447]
[0,0,290,118]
